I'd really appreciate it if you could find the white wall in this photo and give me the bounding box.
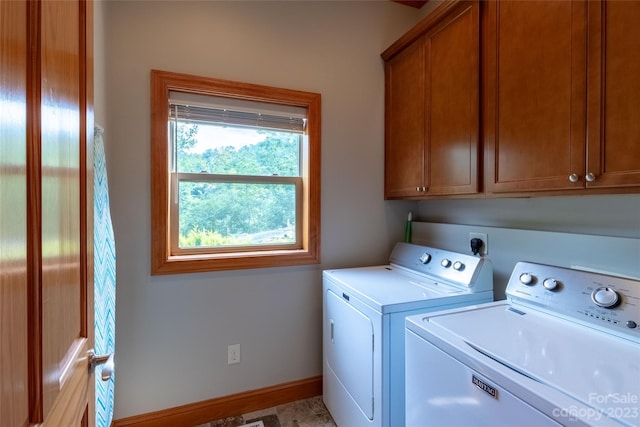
[417,194,640,238]
[93,0,106,128]
[103,0,419,419]
[101,0,640,419]
[411,222,640,301]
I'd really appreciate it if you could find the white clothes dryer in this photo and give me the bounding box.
[323,242,494,427]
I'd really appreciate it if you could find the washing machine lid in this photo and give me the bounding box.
[323,266,490,314]
[424,303,640,423]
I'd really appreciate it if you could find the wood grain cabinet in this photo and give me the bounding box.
[382,0,480,199]
[586,0,640,189]
[484,0,640,194]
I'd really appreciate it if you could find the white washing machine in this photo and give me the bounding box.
[405,261,640,427]
[323,242,494,427]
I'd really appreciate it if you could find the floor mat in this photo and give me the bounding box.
[239,414,280,427]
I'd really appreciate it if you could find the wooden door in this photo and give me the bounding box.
[586,0,640,188]
[384,37,426,199]
[1,0,29,425]
[484,0,588,193]
[424,0,479,196]
[0,1,95,426]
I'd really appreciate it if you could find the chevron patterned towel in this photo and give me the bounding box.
[94,124,116,427]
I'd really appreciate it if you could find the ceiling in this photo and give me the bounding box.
[392,0,429,8]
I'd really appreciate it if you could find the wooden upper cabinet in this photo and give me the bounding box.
[383,0,479,199]
[483,0,588,193]
[384,38,425,198]
[485,0,640,194]
[586,0,640,188]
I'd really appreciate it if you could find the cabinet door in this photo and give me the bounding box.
[385,38,426,199]
[484,0,588,193]
[426,1,479,195]
[586,0,640,188]
[384,1,479,199]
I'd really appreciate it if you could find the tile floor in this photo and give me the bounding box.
[195,395,337,427]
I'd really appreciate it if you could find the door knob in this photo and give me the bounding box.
[88,349,114,381]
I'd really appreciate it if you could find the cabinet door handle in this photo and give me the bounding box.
[585,172,596,182]
[568,173,580,183]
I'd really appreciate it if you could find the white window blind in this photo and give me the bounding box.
[169,90,307,133]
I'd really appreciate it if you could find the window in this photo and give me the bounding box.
[151,70,321,274]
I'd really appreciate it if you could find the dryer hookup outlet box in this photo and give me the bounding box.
[469,232,488,256]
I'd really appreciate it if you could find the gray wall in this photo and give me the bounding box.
[103,0,420,419]
[411,221,640,301]
[99,0,640,420]
[417,195,640,239]
[94,0,107,129]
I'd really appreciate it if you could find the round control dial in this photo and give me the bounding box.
[441,259,452,268]
[453,261,465,271]
[419,253,432,264]
[591,287,620,308]
[542,278,559,291]
[519,273,534,286]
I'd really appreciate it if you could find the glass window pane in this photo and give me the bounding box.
[178,181,296,248]
[175,122,300,177]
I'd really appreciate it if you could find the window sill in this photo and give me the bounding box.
[151,248,320,275]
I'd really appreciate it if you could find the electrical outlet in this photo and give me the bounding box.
[469,232,488,256]
[228,344,240,365]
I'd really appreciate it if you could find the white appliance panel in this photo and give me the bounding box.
[405,329,562,427]
[405,262,640,427]
[326,289,374,419]
[323,243,494,427]
[426,304,640,417]
[324,266,462,314]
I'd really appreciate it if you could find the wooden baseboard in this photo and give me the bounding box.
[111,375,322,427]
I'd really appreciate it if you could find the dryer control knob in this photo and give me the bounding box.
[441,259,452,268]
[543,278,559,291]
[520,273,534,285]
[591,287,620,308]
[626,320,637,329]
[453,261,464,271]
[419,253,432,264]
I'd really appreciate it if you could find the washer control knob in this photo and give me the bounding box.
[453,261,464,271]
[441,259,452,268]
[519,273,534,285]
[542,278,559,291]
[591,287,620,308]
[419,253,432,264]
[626,320,638,329]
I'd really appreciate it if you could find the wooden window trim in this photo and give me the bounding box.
[150,70,321,274]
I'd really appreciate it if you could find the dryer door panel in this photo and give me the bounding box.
[326,289,374,419]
